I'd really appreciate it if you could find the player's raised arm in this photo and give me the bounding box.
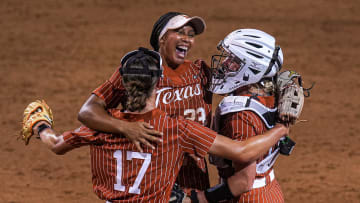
[78,81,163,153]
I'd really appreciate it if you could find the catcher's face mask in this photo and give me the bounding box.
[209,43,247,94]
[211,45,245,79]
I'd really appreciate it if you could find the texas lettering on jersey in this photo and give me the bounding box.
[155,84,201,107]
[155,83,209,126]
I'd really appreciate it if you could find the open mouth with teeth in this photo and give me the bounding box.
[176,45,188,59]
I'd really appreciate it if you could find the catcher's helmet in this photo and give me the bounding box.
[210,29,283,94]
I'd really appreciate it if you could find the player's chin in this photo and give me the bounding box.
[172,54,186,66]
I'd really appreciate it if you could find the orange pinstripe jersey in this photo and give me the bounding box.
[62,109,217,202]
[92,59,213,191]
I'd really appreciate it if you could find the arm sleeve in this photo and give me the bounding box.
[178,118,217,158]
[92,67,127,108]
[62,126,103,148]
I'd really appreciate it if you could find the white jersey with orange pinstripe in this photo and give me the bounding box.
[211,95,284,203]
[62,108,217,202]
[92,59,213,192]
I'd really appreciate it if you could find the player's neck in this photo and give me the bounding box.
[234,85,267,96]
[163,60,180,70]
[140,93,156,113]
[160,54,181,70]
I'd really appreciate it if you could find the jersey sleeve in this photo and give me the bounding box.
[92,67,127,108]
[62,126,105,148]
[221,111,261,141]
[178,118,217,158]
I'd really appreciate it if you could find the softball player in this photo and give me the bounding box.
[196,29,286,202]
[30,48,289,202]
[77,12,214,194]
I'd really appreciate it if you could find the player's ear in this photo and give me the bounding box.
[159,35,166,47]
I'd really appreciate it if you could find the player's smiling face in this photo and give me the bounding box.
[159,25,195,69]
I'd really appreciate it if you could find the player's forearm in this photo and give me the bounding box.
[231,124,288,163]
[78,94,125,134]
[210,124,288,163]
[37,127,73,155]
[197,162,255,202]
[227,162,256,196]
[39,128,59,149]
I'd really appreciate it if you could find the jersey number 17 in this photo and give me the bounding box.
[113,150,152,194]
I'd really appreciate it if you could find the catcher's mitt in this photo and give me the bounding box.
[20,100,54,145]
[276,70,309,124]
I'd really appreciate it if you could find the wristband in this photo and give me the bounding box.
[279,136,296,155]
[37,123,50,135]
[204,180,234,203]
[190,190,199,203]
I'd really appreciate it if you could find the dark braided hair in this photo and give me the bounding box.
[122,52,160,112]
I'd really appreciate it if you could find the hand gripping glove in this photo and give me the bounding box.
[276,70,305,124]
[21,100,54,145]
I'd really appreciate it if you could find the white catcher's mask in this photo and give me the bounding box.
[210,29,283,94]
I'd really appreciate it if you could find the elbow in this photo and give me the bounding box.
[246,178,255,191]
[227,166,256,196]
[52,147,68,155]
[244,170,256,192]
[78,95,106,124]
[228,177,253,196]
[78,102,97,124]
[78,107,89,123]
[53,149,66,155]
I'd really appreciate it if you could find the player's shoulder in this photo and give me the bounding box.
[191,59,210,70]
[107,65,124,85]
[192,59,208,66]
[222,109,262,127]
[236,110,260,120]
[153,114,191,138]
[150,110,182,124]
[189,59,212,87]
[163,114,196,129]
[166,114,187,125]
[219,95,268,120]
[111,64,122,76]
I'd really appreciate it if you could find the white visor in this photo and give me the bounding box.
[158,14,206,40]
